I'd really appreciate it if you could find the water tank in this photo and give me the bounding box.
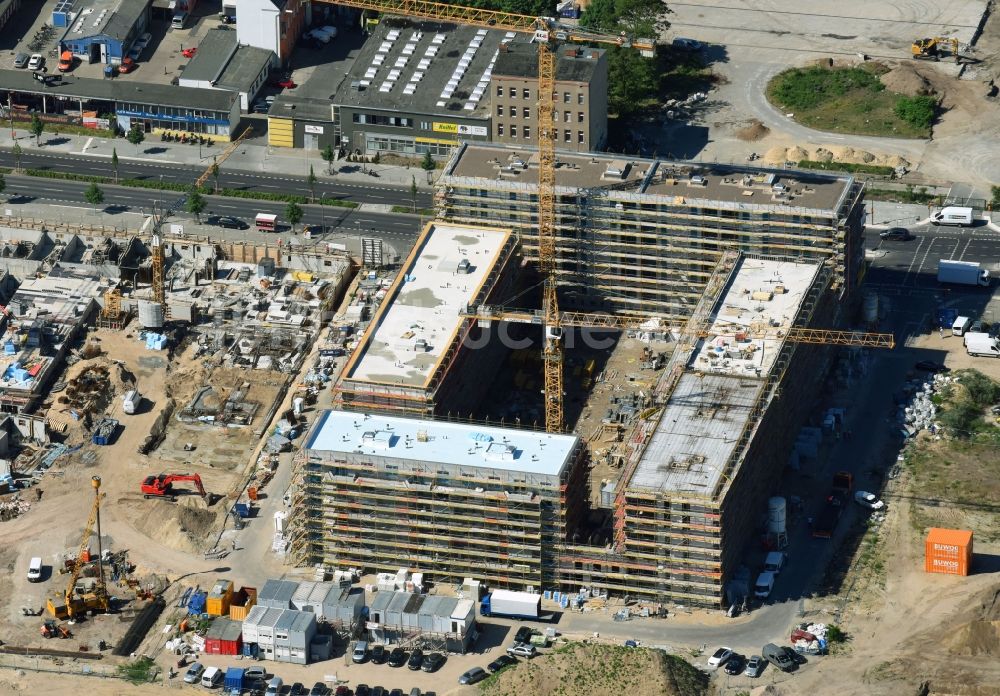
[137,300,164,329]
[767,496,786,535]
[863,292,879,325]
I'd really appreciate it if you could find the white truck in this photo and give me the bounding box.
[931,206,974,227]
[938,260,990,287]
[479,589,550,620]
[964,332,1000,357]
[122,389,141,415]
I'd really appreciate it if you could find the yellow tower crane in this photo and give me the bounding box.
[150,233,165,308]
[47,476,109,620]
[195,125,253,190]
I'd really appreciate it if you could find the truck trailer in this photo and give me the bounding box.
[938,260,990,287]
[479,590,547,621]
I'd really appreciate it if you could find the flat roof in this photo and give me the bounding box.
[443,143,854,214]
[494,43,605,82]
[0,69,238,112]
[180,29,273,93]
[306,409,580,478]
[62,0,148,42]
[333,17,523,118]
[629,257,821,498]
[344,222,512,388]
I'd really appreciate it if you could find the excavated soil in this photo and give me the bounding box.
[125,495,221,555]
[736,119,770,141]
[880,63,937,96]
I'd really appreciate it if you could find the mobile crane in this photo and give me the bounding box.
[47,476,109,620]
[141,473,207,501]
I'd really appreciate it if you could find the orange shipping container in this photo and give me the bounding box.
[924,528,973,576]
[228,586,258,622]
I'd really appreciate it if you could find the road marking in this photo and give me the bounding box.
[901,236,925,286]
[958,237,973,261]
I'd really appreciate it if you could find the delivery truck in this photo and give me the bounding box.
[964,332,1000,357]
[937,260,991,287]
[479,589,551,621]
[931,206,973,227]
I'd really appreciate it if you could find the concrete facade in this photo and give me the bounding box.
[235,0,306,65]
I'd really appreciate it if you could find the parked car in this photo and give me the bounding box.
[182,47,197,58]
[915,360,949,373]
[221,14,236,23]
[352,640,368,663]
[28,54,44,71]
[354,686,370,696]
[745,655,766,678]
[387,647,407,667]
[762,643,797,672]
[309,683,328,696]
[13,52,30,69]
[206,215,249,229]
[371,644,387,664]
[707,647,733,668]
[370,688,385,696]
[119,57,136,73]
[407,648,424,670]
[289,684,306,696]
[854,490,885,510]
[458,667,488,685]
[672,37,704,51]
[421,652,445,672]
[388,690,404,696]
[879,227,913,241]
[182,662,204,684]
[487,654,518,673]
[506,643,537,658]
[514,626,535,644]
[271,76,297,89]
[252,100,270,114]
[244,666,268,684]
[724,653,746,675]
[334,687,351,696]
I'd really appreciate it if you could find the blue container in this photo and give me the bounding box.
[224,667,244,692]
[235,502,250,518]
[187,591,207,615]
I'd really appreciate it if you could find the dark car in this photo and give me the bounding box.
[335,687,351,696]
[290,684,306,696]
[879,227,913,241]
[252,100,270,114]
[459,667,488,685]
[309,683,328,696]
[421,652,445,673]
[745,655,766,678]
[371,644,387,664]
[724,653,746,675]
[514,626,534,644]
[388,690,404,696]
[221,14,236,23]
[387,647,407,667]
[487,654,518,673]
[762,643,797,672]
[354,686,371,696]
[407,648,424,670]
[370,688,385,696]
[206,215,248,230]
[915,360,949,373]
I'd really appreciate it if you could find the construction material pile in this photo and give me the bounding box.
[0,497,30,521]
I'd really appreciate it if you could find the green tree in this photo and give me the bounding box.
[580,0,672,38]
[307,164,317,203]
[321,143,336,174]
[12,142,22,172]
[608,48,657,116]
[185,188,206,222]
[84,182,104,212]
[29,114,44,146]
[410,175,417,213]
[210,161,220,193]
[894,95,936,129]
[284,201,303,232]
[126,125,145,153]
[111,148,119,184]
[421,151,435,171]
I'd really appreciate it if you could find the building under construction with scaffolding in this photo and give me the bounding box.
[435,143,866,318]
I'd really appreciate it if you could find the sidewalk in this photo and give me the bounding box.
[0,126,438,189]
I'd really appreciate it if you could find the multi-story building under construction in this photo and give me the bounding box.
[436,143,866,318]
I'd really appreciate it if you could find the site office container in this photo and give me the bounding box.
[925,528,973,576]
[206,578,235,616]
[229,586,258,621]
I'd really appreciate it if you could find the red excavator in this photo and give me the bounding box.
[141,473,207,501]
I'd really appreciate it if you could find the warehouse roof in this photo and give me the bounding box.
[343,222,514,388]
[494,42,606,83]
[443,143,854,214]
[62,0,149,42]
[306,409,580,478]
[628,257,822,498]
[180,29,273,93]
[0,69,237,112]
[333,16,520,118]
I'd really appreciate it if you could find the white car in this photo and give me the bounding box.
[28,53,44,71]
[707,647,733,668]
[506,642,537,658]
[854,491,885,510]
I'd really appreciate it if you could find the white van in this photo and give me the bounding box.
[171,12,189,29]
[754,571,775,598]
[931,206,973,227]
[27,557,43,582]
[122,389,141,415]
[763,551,786,575]
[952,315,971,336]
[200,666,223,688]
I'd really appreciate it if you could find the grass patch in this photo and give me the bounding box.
[390,205,435,215]
[767,65,934,138]
[117,656,158,684]
[798,160,895,176]
[865,186,942,205]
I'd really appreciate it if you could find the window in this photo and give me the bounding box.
[509,106,516,117]
[578,130,585,144]
[564,129,571,142]
[497,123,504,136]
[511,125,517,138]
[523,126,530,139]
[523,107,530,118]
[578,93,585,105]
[497,105,503,117]
[523,88,530,99]
[496,85,503,97]
[578,112,584,123]
[564,111,570,122]
[563,92,570,103]
[509,87,517,98]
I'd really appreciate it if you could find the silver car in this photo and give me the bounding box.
[13,52,29,69]
[182,661,204,684]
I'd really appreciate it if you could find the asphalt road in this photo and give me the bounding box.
[0,147,434,208]
[1,174,423,248]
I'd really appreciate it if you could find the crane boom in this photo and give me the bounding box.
[195,126,253,190]
[48,476,108,619]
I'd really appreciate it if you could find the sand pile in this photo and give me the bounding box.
[813,147,834,162]
[764,146,789,164]
[129,496,221,554]
[881,64,936,96]
[736,119,770,141]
